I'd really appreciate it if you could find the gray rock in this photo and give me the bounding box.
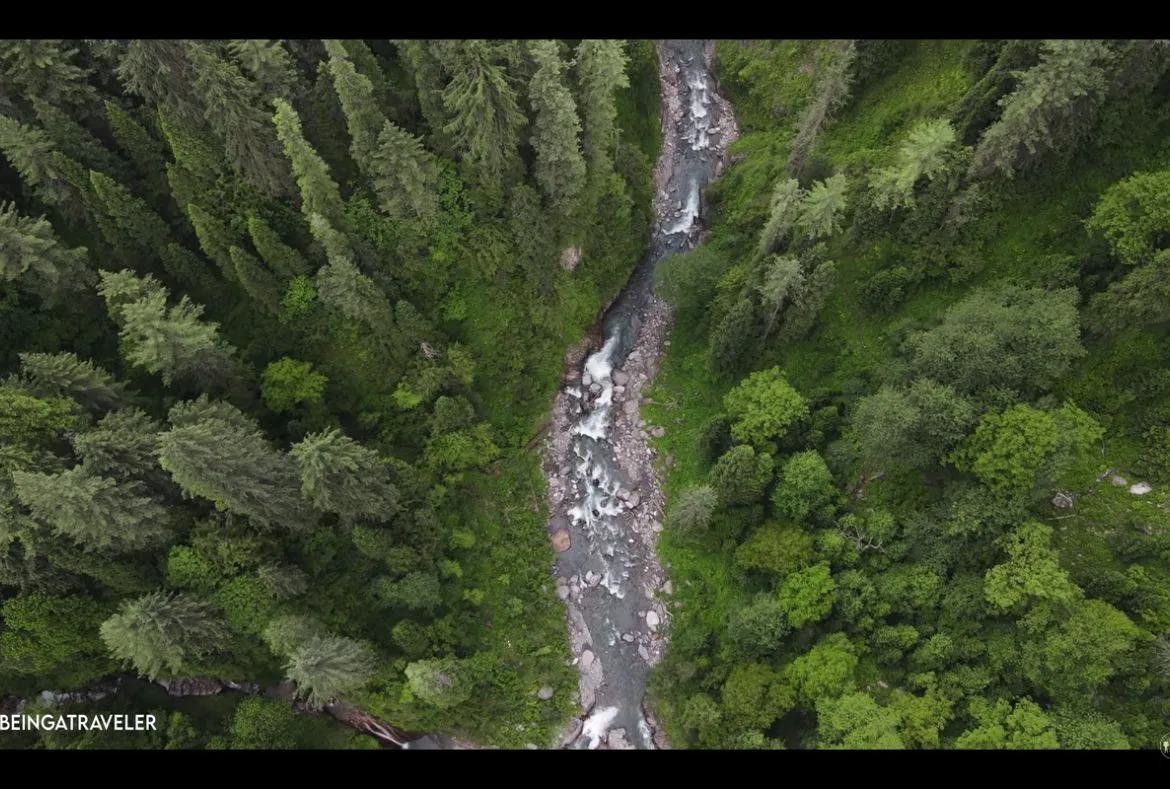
[608,728,633,750]
[613,370,630,386]
[646,610,660,629]
[651,426,666,438]
[525,743,539,750]
[665,453,675,469]
[638,645,651,662]
[580,649,595,668]
[1131,482,1153,495]
[623,399,638,416]
[1110,473,1128,487]
[587,573,601,588]
[582,373,592,387]
[662,580,673,595]
[613,385,625,395]
[622,633,635,643]
[560,717,584,746]
[616,489,631,502]
[626,491,641,509]
[589,383,602,396]
[556,585,570,600]
[651,520,663,533]
[538,686,554,701]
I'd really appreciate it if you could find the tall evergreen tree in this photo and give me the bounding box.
[0,115,80,216]
[114,40,203,126]
[368,120,441,222]
[0,201,94,304]
[185,42,293,199]
[99,591,228,680]
[283,633,375,709]
[12,465,173,553]
[229,245,284,314]
[17,352,128,411]
[157,405,315,533]
[323,41,386,173]
[185,203,240,283]
[527,40,587,210]
[272,97,351,233]
[574,39,630,177]
[440,40,526,194]
[103,100,171,203]
[30,98,128,180]
[72,408,166,485]
[0,40,99,115]
[89,169,172,258]
[225,40,304,102]
[246,212,310,278]
[392,40,454,152]
[97,270,238,390]
[289,428,398,520]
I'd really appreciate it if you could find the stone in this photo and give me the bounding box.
[538,686,554,701]
[556,585,570,600]
[1052,491,1075,509]
[616,489,631,502]
[626,491,641,509]
[580,649,595,668]
[662,580,673,595]
[1130,482,1153,495]
[560,717,584,746]
[584,570,596,584]
[613,370,630,386]
[1110,473,1128,487]
[651,520,663,533]
[608,728,633,750]
[646,610,660,629]
[638,645,650,662]
[623,399,638,416]
[582,373,592,387]
[588,573,601,588]
[651,426,666,438]
[621,633,635,643]
[614,385,625,395]
[551,528,571,552]
[589,382,602,396]
[525,743,539,750]
[560,245,583,271]
[665,453,675,469]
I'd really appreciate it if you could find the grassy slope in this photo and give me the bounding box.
[646,39,1170,746]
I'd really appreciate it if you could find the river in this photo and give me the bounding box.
[543,39,737,750]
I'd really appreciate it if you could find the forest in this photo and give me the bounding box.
[2,38,1170,751]
[0,38,659,749]
[646,39,1170,749]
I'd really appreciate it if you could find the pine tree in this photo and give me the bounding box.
[95,268,165,322]
[97,270,238,390]
[757,256,804,341]
[315,245,394,336]
[0,114,79,215]
[12,465,173,553]
[289,428,398,520]
[796,174,849,241]
[283,633,375,708]
[788,40,857,179]
[870,118,961,211]
[225,40,304,102]
[527,40,587,210]
[17,351,128,411]
[30,98,128,180]
[72,408,166,485]
[368,121,441,221]
[114,40,203,126]
[272,98,350,233]
[756,179,805,259]
[99,591,229,680]
[337,40,398,120]
[440,40,526,194]
[969,40,1118,180]
[0,201,94,304]
[186,203,240,282]
[246,212,310,278]
[229,245,284,314]
[89,170,172,257]
[0,40,99,114]
[159,242,222,300]
[574,39,629,177]
[157,405,316,533]
[185,42,293,199]
[103,100,171,203]
[392,40,455,152]
[324,41,386,172]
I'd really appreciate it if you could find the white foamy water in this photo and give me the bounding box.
[666,180,700,236]
[582,706,620,749]
[572,337,618,440]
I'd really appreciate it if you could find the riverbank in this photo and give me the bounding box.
[542,39,737,751]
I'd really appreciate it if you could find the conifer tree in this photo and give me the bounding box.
[440,40,526,194]
[17,352,128,412]
[30,98,128,180]
[756,179,805,259]
[574,39,629,177]
[0,201,94,304]
[157,405,315,533]
[114,40,203,126]
[97,270,238,390]
[226,40,304,102]
[283,633,375,708]
[99,591,229,680]
[185,203,240,283]
[229,245,285,314]
[272,98,349,230]
[72,408,165,485]
[159,242,222,300]
[369,120,441,222]
[246,213,310,278]
[796,174,849,241]
[323,41,386,172]
[527,40,587,210]
[12,465,173,553]
[391,40,454,152]
[289,428,398,520]
[0,115,79,216]
[89,170,172,257]
[0,40,99,114]
[103,100,170,203]
[185,42,293,199]
[315,251,395,336]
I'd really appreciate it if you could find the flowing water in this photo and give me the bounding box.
[544,39,736,750]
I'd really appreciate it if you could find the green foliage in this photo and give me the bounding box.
[261,358,327,413]
[670,485,719,537]
[0,594,114,686]
[723,366,809,449]
[777,562,836,628]
[734,522,814,577]
[772,451,838,522]
[284,634,376,708]
[709,445,775,507]
[99,591,229,681]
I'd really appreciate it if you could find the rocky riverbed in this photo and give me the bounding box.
[542,39,737,751]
